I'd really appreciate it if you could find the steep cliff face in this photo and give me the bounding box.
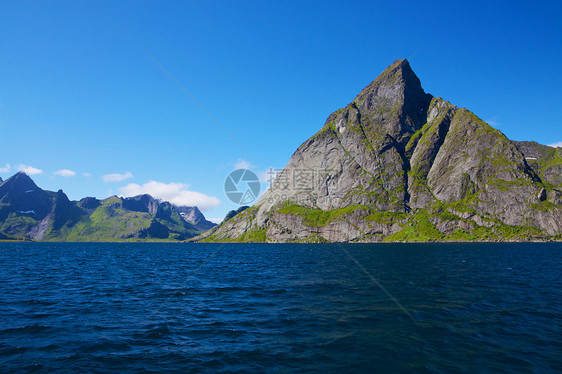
[0,173,59,240]
[176,206,217,231]
[513,141,562,192]
[203,59,561,242]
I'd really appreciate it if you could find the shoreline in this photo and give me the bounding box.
[2,239,561,244]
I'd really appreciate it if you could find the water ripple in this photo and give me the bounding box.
[0,242,560,373]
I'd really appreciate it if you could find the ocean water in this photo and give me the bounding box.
[0,242,561,373]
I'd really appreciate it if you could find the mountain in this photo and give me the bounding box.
[0,172,216,241]
[176,206,216,231]
[202,59,562,242]
[193,206,249,241]
[0,173,78,240]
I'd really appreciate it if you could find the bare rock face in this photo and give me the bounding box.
[176,206,217,231]
[204,59,561,242]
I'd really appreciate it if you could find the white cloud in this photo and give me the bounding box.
[83,172,92,177]
[54,169,76,177]
[208,217,223,224]
[119,181,221,211]
[18,164,43,175]
[0,163,11,173]
[102,171,133,183]
[234,159,255,170]
[548,141,562,148]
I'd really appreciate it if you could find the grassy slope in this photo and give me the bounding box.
[0,195,203,242]
[59,196,152,241]
[204,201,558,243]
[46,197,200,242]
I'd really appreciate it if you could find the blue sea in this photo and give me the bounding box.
[0,242,561,373]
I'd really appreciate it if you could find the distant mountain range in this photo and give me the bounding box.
[0,172,216,241]
[202,59,562,242]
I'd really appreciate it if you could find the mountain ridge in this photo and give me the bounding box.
[0,172,216,241]
[201,59,561,242]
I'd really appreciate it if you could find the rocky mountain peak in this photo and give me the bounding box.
[0,172,52,222]
[122,194,160,215]
[357,59,425,99]
[1,172,38,192]
[78,197,101,210]
[325,59,432,147]
[177,206,216,231]
[355,59,418,95]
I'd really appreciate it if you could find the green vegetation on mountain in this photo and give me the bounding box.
[277,203,365,227]
[0,173,214,241]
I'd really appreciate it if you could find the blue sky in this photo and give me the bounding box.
[1,0,561,222]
